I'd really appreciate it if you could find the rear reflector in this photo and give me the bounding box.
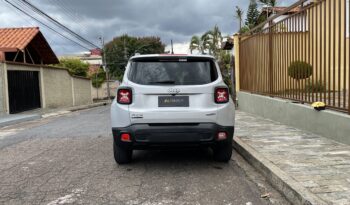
[121,133,131,142]
[217,132,227,141]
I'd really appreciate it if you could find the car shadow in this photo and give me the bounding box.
[129,147,231,169]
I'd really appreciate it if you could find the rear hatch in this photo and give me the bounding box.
[126,56,221,124]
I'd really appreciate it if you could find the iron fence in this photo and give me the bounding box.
[239,0,350,114]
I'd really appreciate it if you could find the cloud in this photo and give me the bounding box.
[0,0,298,55]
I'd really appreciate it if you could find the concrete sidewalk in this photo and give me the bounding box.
[0,114,41,128]
[234,110,350,205]
[0,101,109,128]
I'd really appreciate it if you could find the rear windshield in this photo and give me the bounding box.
[128,58,218,85]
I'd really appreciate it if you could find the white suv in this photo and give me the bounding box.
[111,54,235,164]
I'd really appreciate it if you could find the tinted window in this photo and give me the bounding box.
[128,58,218,85]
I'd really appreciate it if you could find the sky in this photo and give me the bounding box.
[0,0,296,55]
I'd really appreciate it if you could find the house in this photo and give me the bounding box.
[59,49,103,76]
[0,27,59,64]
[260,6,305,32]
[0,27,92,115]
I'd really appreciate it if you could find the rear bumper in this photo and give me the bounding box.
[112,123,234,149]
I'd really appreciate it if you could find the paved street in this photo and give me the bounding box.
[0,106,288,205]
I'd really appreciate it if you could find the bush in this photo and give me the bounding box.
[288,61,313,80]
[56,58,89,77]
[305,80,326,93]
[92,67,106,88]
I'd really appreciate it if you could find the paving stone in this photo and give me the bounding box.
[236,110,350,204]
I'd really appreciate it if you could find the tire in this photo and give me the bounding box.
[213,142,232,162]
[113,141,132,164]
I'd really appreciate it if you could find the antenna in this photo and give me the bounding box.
[171,40,174,54]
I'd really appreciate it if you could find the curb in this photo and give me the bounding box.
[0,115,41,128]
[233,136,328,205]
[41,102,109,118]
[1,102,109,127]
[67,102,109,112]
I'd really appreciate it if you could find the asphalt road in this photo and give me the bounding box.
[0,106,289,205]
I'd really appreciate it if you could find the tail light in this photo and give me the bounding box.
[117,88,132,104]
[120,133,132,142]
[215,87,229,104]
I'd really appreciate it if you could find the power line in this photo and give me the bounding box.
[3,0,92,50]
[20,0,100,49]
[3,0,70,54]
[47,0,88,34]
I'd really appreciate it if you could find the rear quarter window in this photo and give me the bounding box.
[128,57,218,85]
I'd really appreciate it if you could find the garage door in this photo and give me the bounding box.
[7,71,41,114]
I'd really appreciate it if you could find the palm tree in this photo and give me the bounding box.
[201,33,212,54]
[235,6,244,31]
[189,35,202,54]
[203,25,222,58]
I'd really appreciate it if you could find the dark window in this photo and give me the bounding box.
[128,58,218,85]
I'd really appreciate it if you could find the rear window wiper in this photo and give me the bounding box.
[149,80,176,84]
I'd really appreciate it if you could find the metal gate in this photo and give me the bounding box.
[7,71,41,114]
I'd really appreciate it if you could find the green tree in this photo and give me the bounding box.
[239,25,251,34]
[245,0,260,29]
[92,67,106,88]
[235,6,244,32]
[56,58,89,77]
[203,25,222,58]
[189,35,203,54]
[259,0,277,7]
[104,35,165,80]
[218,50,232,90]
[189,34,212,54]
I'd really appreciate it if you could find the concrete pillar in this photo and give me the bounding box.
[0,63,5,115]
[71,77,75,106]
[233,34,240,92]
[39,67,46,109]
[3,63,9,114]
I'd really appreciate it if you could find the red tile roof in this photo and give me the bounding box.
[90,48,102,56]
[0,27,39,51]
[0,27,59,64]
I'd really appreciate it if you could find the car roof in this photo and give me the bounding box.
[130,54,215,60]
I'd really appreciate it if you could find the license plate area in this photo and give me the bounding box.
[158,96,189,107]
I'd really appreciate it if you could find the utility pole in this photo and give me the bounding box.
[171,40,174,54]
[100,37,110,101]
